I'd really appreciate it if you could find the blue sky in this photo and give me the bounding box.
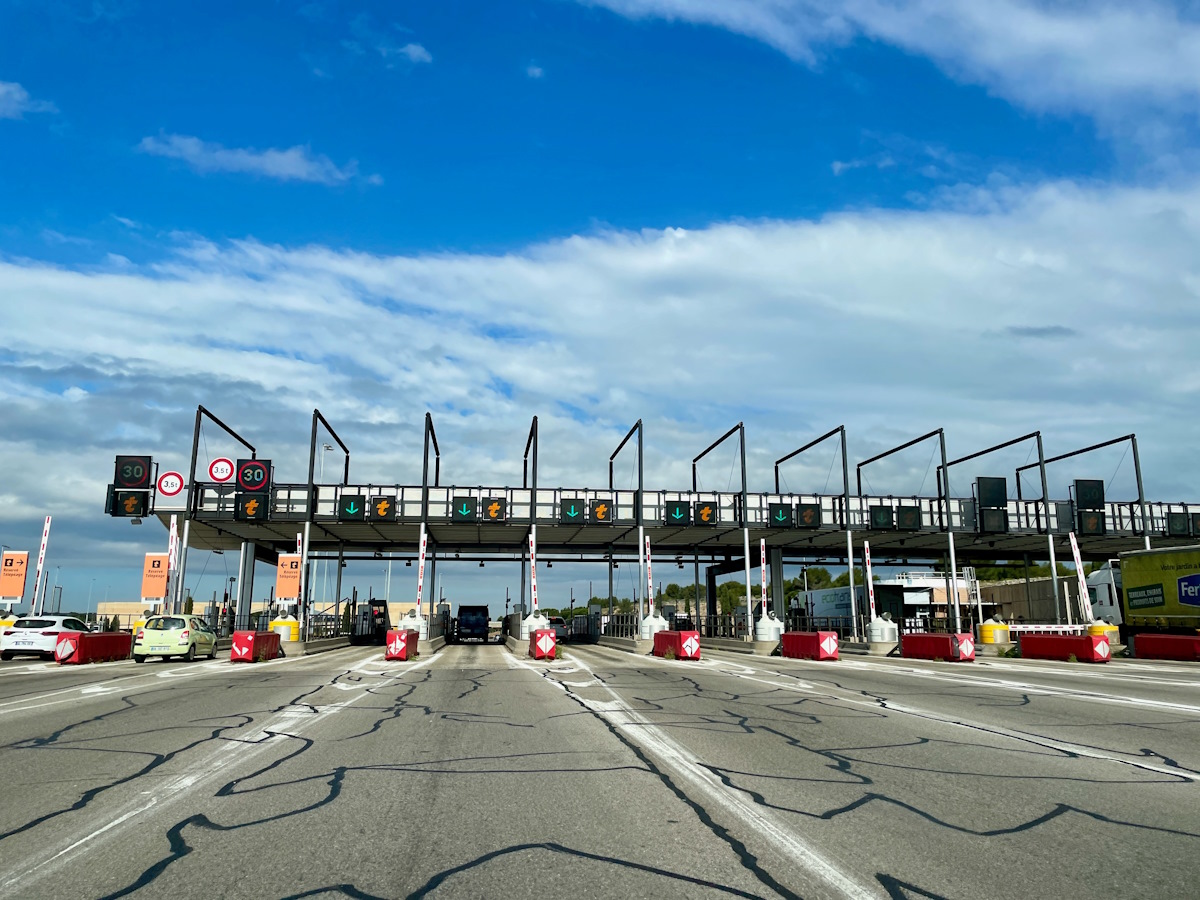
[2,0,1199,612]
[3,0,1114,257]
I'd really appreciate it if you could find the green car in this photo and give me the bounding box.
[133,615,218,663]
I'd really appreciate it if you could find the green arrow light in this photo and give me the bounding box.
[568,505,579,517]
[775,510,787,522]
[345,502,359,515]
[672,507,685,520]
[458,503,471,516]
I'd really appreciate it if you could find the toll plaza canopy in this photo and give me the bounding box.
[141,411,1196,566]
[154,481,1194,564]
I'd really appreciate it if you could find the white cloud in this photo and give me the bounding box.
[577,1,1200,128]
[384,42,432,64]
[527,64,545,79]
[0,81,57,119]
[2,174,1199,542]
[137,133,380,186]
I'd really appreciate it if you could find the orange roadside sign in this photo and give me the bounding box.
[276,554,302,600]
[0,551,29,598]
[141,553,170,599]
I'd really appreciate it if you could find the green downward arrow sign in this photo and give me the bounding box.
[775,511,787,522]
[458,503,471,516]
[345,502,359,515]
[568,505,579,518]
[672,507,685,520]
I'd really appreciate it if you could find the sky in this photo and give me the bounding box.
[1,0,1199,615]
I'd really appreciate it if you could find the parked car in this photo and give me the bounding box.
[1,615,92,660]
[547,615,568,645]
[133,615,217,663]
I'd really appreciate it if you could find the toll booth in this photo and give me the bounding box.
[352,598,390,645]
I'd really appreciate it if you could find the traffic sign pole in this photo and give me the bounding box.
[167,516,179,614]
[760,538,768,620]
[416,523,428,615]
[742,527,752,640]
[32,516,52,616]
[645,535,653,618]
[529,524,539,613]
[864,540,877,621]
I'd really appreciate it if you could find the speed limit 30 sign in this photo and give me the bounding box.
[236,459,272,493]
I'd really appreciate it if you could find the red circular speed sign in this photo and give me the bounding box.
[236,459,271,493]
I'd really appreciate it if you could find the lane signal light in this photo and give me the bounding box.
[452,497,477,521]
[768,503,792,528]
[590,501,612,523]
[373,498,394,519]
[111,490,149,517]
[795,503,821,529]
[235,493,267,521]
[697,504,716,525]
[666,501,690,524]
[484,498,506,521]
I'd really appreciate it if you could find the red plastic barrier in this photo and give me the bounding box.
[385,629,420,661]
[530,629,556,660]
[1133,634,1200,661]
[55,631,133,665]
[230,630,281,663]
[780,631,839,661]
[901,632,975,662]
[1019,633,1109,663]
[653,630,701,660]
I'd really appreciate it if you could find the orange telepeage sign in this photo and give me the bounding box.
[0,551,30,598]
[141,553,170,599]
[276,554,302,600]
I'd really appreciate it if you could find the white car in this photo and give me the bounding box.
[1,615,93,661]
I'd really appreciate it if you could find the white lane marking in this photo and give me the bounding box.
[571,646,1200,783]
[507,651,880,900]
[0,647,372,715]
[0,652,388,895]
[826,660,1200,715]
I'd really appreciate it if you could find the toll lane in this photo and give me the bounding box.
[0,644,811,900]
[556,645,1200,900]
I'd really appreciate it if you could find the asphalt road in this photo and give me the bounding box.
[0,643,1197,899]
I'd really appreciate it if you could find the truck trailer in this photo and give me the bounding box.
[1118,544,1200,634]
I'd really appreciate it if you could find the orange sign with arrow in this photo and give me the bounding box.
[0,551,29,598]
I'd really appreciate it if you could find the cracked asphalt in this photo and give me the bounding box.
[0,642,1197,899]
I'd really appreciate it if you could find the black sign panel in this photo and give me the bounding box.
[590,499,613,523]
[895,506,922,531]
[234,492,268,521]
[111,490,148,517]
[114,455,152,489]
[1077,509,1106,536]
[1192,513,1200,537]
[976,477,1007,509]
[665,501,691,525]
[1167,511,1189,537]
[869,506,895,530]
[560,499,586,523]
[371,496,397,520]
[236,459,272,493]
[795,503,821,529]
[768,503,792,527]
[979,508,1009,534]
[694,502,718,526]
[339,494,366,521]
[1075,479,1105,510]
[482,497,506,522]
[452,497,477,521]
